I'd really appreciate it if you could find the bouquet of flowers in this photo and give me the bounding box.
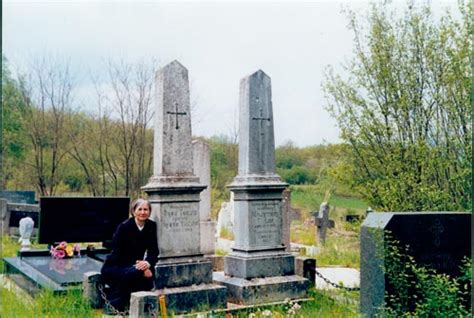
[50,241,81,259]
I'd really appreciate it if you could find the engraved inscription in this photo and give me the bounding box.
[161,203,199,234]
[250,201,281,246]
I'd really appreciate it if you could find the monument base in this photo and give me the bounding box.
[155,258,212,289]
[224,251,295,279]
[213,272,309,305]
[130,284,227,317]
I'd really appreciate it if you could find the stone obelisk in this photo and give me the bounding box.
[135,61,226,316]
[214,70,308,305]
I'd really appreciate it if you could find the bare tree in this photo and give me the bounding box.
[17,56,76,196]
[95,58,155,197]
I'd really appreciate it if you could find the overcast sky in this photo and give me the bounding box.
[3,0,458,146]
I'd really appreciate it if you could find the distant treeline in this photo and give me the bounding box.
[2,56,346,202]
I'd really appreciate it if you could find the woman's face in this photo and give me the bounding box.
[133,203,151,223]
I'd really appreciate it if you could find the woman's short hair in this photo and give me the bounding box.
[130,198,152,215]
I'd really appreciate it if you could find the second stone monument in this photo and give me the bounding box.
[214,70,309,304]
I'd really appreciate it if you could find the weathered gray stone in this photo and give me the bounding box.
[222,70,308,304]
[155,259,212,289]
[130,291,157,318]
[193,139,211,222]
[360,212,471,317]
[130,285,227,317]
[314,202,330,244]
[82,271,103,309]
[216,194,234,237]
[192,139,215,255]
[213,272,308,305]
[200,220,216,255]
[19,217,34,251]
[153,60,194,178]
[237,70,276,177]
[142,61,206,260]
[141,60,226,313]
[1,202,40,238]
[225,252,294,279]
[282,189,291,252]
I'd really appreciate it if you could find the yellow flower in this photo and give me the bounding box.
[65,245,74,257]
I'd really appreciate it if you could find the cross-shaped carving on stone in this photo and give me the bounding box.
[429,218,444,248]
[252,99,271,136]
[167,102,187,130]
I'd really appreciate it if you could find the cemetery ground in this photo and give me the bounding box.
[1,185,363,317]
[1,234,358,317]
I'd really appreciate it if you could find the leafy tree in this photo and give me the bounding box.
[324,2,472,211]
[1,56,28,189]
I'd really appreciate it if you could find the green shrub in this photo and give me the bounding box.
[382,238,471,317]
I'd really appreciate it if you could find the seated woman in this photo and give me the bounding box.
[101,198,158,312]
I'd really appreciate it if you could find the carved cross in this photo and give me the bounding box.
[252,105,271,136]
[429,218,444,248]
[167,103,187,129]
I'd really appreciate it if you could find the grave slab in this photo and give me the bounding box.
[4,254,104,294]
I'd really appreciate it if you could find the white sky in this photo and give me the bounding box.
[2,0,459,146]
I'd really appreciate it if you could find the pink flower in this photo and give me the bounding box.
[55,249,66,259]
[59,241,67,249]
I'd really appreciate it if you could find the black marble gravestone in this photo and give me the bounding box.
[3,197,130,295]
[360,212,471,317]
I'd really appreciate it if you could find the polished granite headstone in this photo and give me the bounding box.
[3,197,129,295]
[138,61,226,315]
[213,70,308,305]
[360,212,471,317]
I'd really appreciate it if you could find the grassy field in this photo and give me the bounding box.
[289,185,366,268]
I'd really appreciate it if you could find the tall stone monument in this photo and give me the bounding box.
[137,61,226,315]
[214,70,308,305]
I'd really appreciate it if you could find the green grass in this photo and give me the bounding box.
[315,233,360,268]
[290,185,367,219]
[289,185,363,268]
[205,289,358,317]
[0,286,101,318]
[290,221,316,245]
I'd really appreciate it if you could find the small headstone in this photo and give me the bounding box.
[18,217,34,251]
[82,271,104,309]
[360,212,471,317]
[216,193,235,237]
[0,190,35,204]
[314,202,331,244]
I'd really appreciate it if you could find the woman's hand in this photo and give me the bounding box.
[135,260,150,271]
